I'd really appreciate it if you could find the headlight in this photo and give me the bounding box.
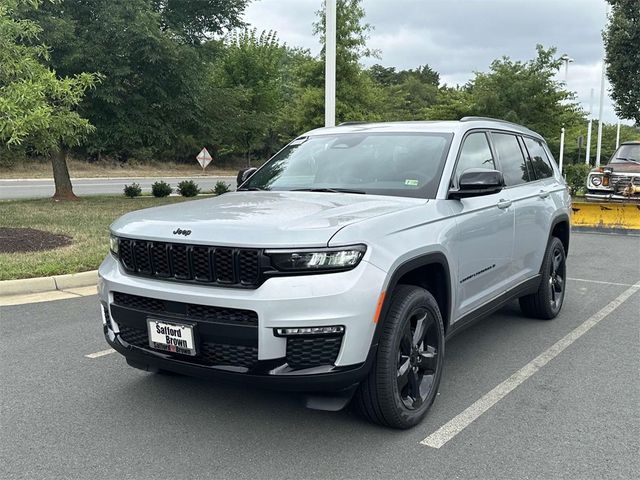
[266,245,366,272]
[109,234,119,257]
[590,175,602,186]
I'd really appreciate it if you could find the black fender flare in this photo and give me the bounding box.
[370,252,452,349]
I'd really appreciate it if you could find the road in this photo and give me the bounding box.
[1,233,639,480]
[0,176,237,200]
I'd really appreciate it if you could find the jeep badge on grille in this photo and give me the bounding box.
[173,228,192,236]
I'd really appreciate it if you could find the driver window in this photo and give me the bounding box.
[455,132,495,183]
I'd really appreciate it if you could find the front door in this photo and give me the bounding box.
[448,131,515,319]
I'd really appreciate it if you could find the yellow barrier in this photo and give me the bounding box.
[571,201,640,232]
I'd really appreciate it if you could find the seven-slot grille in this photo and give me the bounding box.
[118,239,261,288]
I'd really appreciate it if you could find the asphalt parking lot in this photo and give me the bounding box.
[1,232,638,480]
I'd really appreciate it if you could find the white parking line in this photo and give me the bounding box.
[85,348,116,359]
[421,281,640,449]
[568,277,635,287]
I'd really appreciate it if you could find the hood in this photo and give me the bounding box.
[110,191,425,247]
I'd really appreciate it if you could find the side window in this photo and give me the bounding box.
[492,132,529,186]
[523,137,554,179]
[455,132,495,182]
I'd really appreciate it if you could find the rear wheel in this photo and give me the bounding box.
[355,285,445,429]
[519,236,566,320]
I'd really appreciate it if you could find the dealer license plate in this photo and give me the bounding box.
[147,319,196,356]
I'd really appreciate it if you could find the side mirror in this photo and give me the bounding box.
[448,168,504,199]
[237,167,257,188]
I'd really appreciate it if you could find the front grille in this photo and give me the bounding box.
[286,336,343,369]
[119,325,149,348]
[611,174,633,193]
[112,292,258,326]
[200,343,258,368]
[117,238,262,288]
[117,325,258,368]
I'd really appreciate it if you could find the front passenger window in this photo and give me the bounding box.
[455,133,495,183]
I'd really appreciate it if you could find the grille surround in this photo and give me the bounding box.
[117,238,263,288]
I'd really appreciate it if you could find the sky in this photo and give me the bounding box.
[243,0,626,124]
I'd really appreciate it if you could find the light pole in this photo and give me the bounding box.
[585,88,594,165]
[560,54,574,83]
[595,60,606,167]
[595,4,609,167]
[325,0,336,127]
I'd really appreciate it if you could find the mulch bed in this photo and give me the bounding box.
[0,227,72,253]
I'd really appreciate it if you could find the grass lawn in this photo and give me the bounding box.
[0,195,191,281]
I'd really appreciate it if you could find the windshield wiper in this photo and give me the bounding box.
[237,186,270,191]
[615,157,640,164]
[290,187,367,194]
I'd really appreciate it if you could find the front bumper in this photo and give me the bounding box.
[98,254,386,391]
[585,192,640,202]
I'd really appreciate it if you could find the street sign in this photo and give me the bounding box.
[196,147,212,170]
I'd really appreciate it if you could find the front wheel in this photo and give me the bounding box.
[519,236,567,320]
[355,285,445,429]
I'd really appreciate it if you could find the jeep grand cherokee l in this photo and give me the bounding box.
[98,117,571,429]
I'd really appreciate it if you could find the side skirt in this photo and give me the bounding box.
[445,274,542,341]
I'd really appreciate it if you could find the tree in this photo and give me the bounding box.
[288,0,385,131]
[604,0,640,124]
[370,64,441,120]
[213,29,287,165]
[30,0,249,161]
[0,0,98,199]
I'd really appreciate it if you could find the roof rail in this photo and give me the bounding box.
[337,121,370,126]
[459,116,522,126]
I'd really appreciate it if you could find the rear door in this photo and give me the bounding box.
[449,131,515,318]
[490,132,556,282]
[516,136,560,278]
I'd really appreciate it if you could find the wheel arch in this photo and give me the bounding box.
[549,214,570,256]
[373,252,453,343]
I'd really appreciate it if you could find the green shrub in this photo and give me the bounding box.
[123,182,142,198]
[563,164,591,194]
[151,181,172,197]
[177,180,200,197]
[212,181,231,196]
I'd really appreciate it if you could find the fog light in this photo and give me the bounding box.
[274,326,345,336]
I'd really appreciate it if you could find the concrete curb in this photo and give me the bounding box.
[0,270,98,297]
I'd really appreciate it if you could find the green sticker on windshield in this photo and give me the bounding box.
[405,179,419,186]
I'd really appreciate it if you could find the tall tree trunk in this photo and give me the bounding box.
[51,146,77,200]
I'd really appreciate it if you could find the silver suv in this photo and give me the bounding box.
[99,117,571,429]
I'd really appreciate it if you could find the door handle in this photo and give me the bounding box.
[538,189,550,199]
[497,199,512,209]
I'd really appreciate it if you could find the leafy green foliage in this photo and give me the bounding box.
[5,0,629,175]
[563,164,591,194]
[212,29,287,165]
[604,0,640,123]
[0,0,98,152]
[151,181,172,197]
[177,180,200,197]
[212,181,231,196]
[123,182,142,198]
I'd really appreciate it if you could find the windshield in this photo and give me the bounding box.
[241,132,453,199]
[609,144,640,164]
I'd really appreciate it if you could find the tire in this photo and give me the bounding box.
[519,236,567,320]
[355,285,445,429]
